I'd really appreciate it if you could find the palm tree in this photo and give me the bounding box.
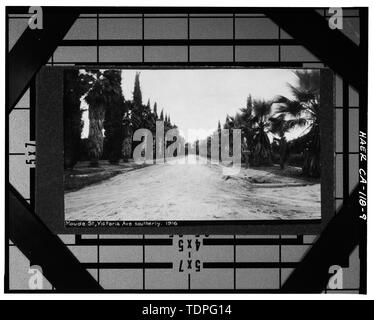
[131,72,143,131]
[84,70,124,166]
[251,99,273,166]
[272,70,320,177]
[239,95,254,150]
[268,114,288,169]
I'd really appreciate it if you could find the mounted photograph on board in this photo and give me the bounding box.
[61,68,328,227]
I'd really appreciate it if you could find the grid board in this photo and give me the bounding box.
[7,7,362,292]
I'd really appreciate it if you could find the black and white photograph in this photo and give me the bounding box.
[4,1,369,297]
[64,68,322,222]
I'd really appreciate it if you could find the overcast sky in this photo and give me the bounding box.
[81,69,300,142]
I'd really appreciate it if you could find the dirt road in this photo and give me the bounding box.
[65,155,320,221]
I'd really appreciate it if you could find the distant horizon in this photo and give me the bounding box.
[80,69,310,142]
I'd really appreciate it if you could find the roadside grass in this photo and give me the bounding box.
[239,165,320,186]
[64,160,150,192]
[217,162,320,186]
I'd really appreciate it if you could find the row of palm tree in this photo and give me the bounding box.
[64,70,178,168]
[205,70,321,177]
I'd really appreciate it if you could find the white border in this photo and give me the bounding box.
[1,0,373,301]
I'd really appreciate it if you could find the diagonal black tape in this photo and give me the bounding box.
[266,8,361,91]
[270,8,367,294]
[7,7,101,291]
[8,185,103,292]
[281,185,361,293]
[8,7,80,111]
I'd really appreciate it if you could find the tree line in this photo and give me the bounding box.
[200,70,321,177]
[65,69,321,178]
[64,69,178,168]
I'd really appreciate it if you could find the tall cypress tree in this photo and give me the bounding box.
[121,100,133,162]
[218,120,222,161]
[142,98,153,130]
[103,70,125,164]
[133,72,142,107]
[131,72,144,153]
[153,102,158,119]
[132,72,143,130]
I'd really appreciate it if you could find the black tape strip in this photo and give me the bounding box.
[8,8,80,111]
[266,9,361,90]
[271,8,367,294]
[8,185,103,292]
[281,185,361,293]
[7,7,102,292]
